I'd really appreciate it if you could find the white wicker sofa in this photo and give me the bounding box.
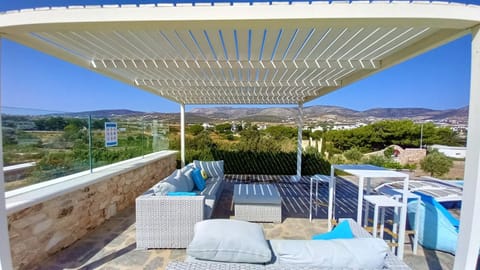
[136,160,224,249]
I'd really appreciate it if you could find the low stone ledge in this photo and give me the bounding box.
[6,150,177,269]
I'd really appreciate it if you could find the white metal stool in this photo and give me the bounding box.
[364,195,403,241]
[309,174,329,221]
[392,193,421,255]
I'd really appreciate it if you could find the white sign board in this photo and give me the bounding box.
[105,122,118,147]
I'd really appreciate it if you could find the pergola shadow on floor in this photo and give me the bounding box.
[217,175,359,220]
[38,175,456,270]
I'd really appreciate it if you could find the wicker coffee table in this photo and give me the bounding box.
[233,184,282,223]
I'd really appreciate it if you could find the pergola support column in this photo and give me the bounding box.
[180,103,186,168]
[296,103,303,181]
[0,38,13,270]
[0,131,11,270]
[454,26,480,270]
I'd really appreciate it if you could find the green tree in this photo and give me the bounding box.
[304,145,318,155]
[188,124,204,136]
[329,154,345,165]
[362,155,388,167]
[323,120,462,153]
[215,123,232,133]
[311,130,323,140]
[45,117,67,131]
[2,128,18,145]
[66,118,87,129]
[384,146,395,158]
[302,129,311,140]
[420,150,453,177]
[435,127,462,146]
[186,131,216,151]
[265,125,297,140]
[344,147,363,163]
[236,129,282,152]
[33,119,47,130]
[63,124,82,141]
[92,118,109,130]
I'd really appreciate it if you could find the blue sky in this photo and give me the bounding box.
[0,1,477,113]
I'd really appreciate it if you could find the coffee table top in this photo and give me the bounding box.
[233,184,281,205]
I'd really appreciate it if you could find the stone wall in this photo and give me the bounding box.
[398,148,426,165]
[364,145,426,165]
[7,153,176,269]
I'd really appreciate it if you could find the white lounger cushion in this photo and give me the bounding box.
[270,238,388,269]
[187,219,272,263]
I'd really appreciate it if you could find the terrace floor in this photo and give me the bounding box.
[39,175,458,270]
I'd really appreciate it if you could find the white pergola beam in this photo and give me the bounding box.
[1,4,479,31]
[454,25,480,270]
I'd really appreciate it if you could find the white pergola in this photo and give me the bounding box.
[0,2,479,269]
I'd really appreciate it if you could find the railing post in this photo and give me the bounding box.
[454,26,480,270]
[296,103,303,181]
[0,37,14,270]
[180,103,186,168]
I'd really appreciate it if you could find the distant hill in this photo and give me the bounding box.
[61,109,144,118]
[59,105,468,124]
[188,105,468,123]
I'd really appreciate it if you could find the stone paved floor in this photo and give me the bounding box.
[39,176,461,270]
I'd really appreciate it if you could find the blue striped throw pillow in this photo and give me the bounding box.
[193,160,224,178]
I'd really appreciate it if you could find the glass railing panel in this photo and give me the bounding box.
[2,108,171,191]
[90,116,171,169]
[2,107,90,191]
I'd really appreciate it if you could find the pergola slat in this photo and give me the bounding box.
[28,23,439,105]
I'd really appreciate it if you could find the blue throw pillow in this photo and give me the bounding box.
[191,168,206,191]
[312,220,354,240]
[167,192,197,196]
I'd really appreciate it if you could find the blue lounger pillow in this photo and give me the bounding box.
[312,220,354,240]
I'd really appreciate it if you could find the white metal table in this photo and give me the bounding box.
[328,164,410,259]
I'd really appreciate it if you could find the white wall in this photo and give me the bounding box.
[432,145,466,159]
[438,148,466,159]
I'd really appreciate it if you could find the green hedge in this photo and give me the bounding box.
[178,150,330,175]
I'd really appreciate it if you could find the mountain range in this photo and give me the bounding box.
[66,105,469,124]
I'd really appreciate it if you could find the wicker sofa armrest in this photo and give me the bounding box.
[136,194,205,248]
